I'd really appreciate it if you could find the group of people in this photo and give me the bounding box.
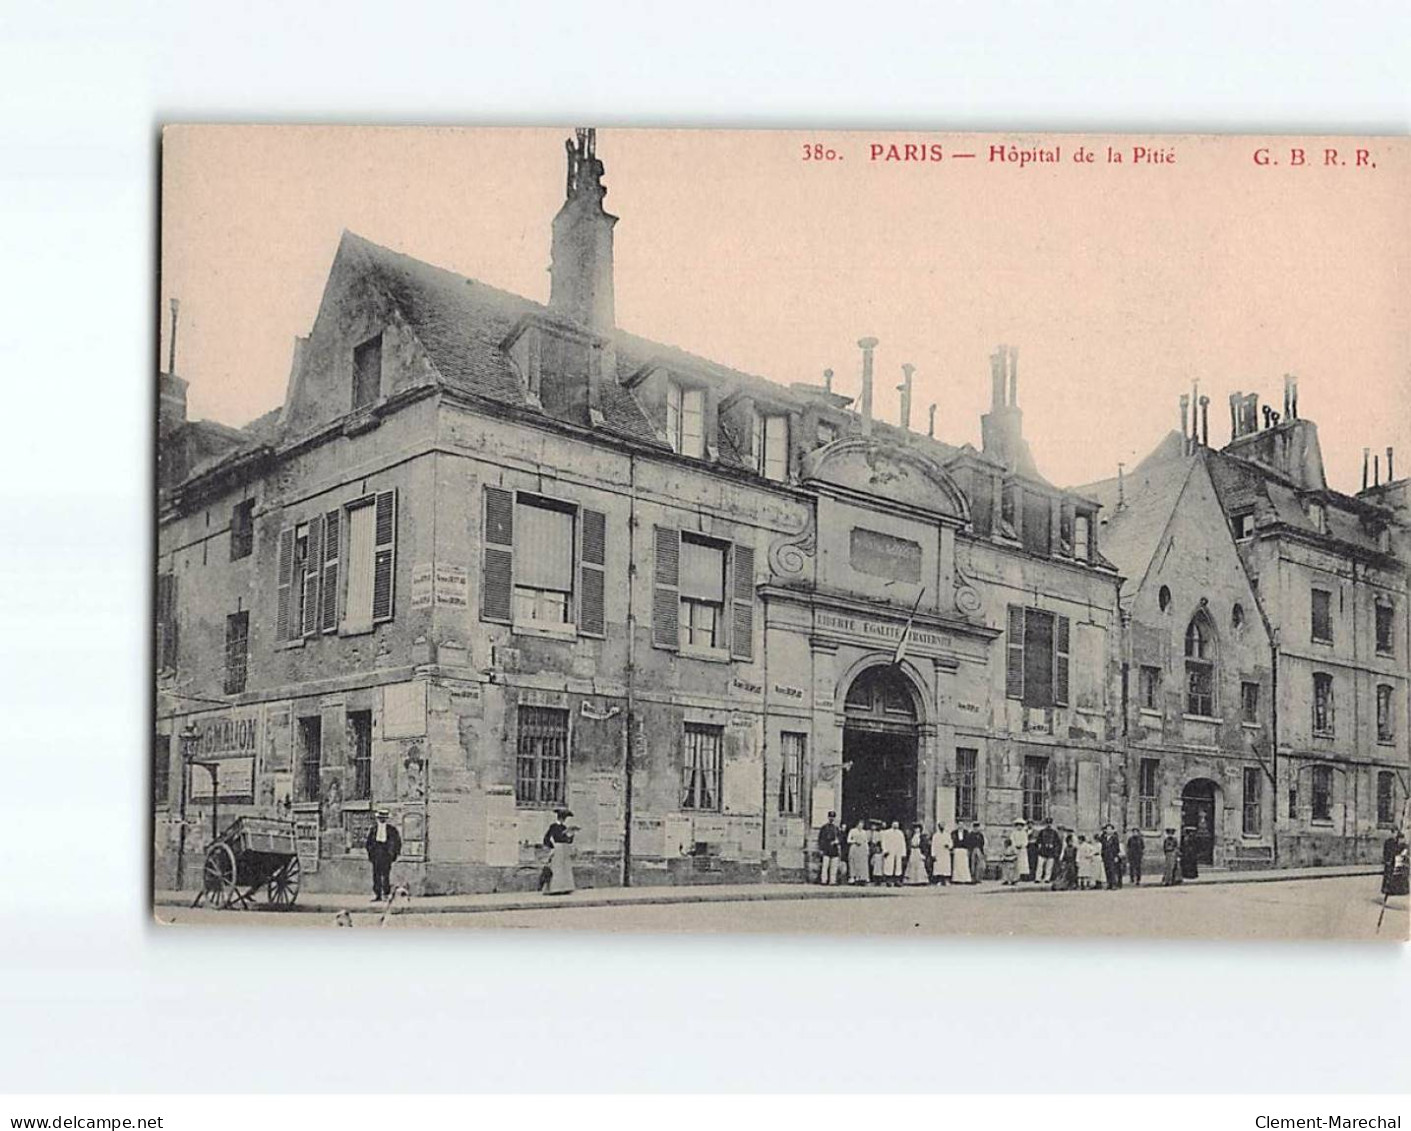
[816,813,1206,890]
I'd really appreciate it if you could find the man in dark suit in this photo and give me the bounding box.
[1125,827,1146,885]
[817,811,843,885]
[1100,823,1122,890]
[1036,817,1061,883]
[365,808,402,902]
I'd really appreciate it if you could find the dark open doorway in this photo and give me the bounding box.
[1181,778,1218,865]
[841,666,920,830]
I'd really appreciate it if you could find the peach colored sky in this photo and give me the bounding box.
[161,126,1410,492]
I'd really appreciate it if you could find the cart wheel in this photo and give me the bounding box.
[202,843,238,910]
[267,856,301,909]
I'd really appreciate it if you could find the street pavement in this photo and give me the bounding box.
[157,871,1408,941]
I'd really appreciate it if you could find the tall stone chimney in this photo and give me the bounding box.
[549,129,617,335]
[857,338,878,436]
[897,363,914,431]
[981,344,1030,472]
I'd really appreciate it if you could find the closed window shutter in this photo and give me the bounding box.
[372,489,396,624]
[156,573,176,670]
[1055,614,1071,706]
[578,508,607,638]
[481,486,514,623]
[275,527,295,642]
[301,514,324,637]
[652,526,680,650]
[321,509,340,633]
[1005,604,1025,700]
[730,543,755,660]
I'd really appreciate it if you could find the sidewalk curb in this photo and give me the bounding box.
[156,866,1383,917]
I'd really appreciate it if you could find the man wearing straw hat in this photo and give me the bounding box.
[365,808,402,902]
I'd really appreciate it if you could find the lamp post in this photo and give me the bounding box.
[174,721,201,890]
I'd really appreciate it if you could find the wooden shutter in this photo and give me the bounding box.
[301,514,324,637]
[275,527,295,642]
[578,507,607,638]
[1005,604,1025,700]
[371,490,396,624]
[481,486,514,623]
[652,526,680,650]
[156,573,176,670]
[1055,614,1071,706]
[730,543,755,660]
[320,508,341,633]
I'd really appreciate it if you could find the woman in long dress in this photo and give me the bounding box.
[903,824,930,886]
[1179,827,1200,880]
[847,821,871,885]
[544,807,577,895]
[951,825,973,885]
[1055,833,1078,890]
[1076,835,1097,890]
[931,824,953,885]
[1161,828,1181,886]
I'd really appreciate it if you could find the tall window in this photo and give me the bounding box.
[679,536,726,649]
[681,723,723,811]
[1241,681,1260,725]
[1073,513,1091,561]
[1139,758,1160,830]
[1376,602,1395,656]
[352,333,382,411]
[1139,666,1161,711]
[1288,784,1298,819]
[347,710,372,801]
[1311,764,1333,822]
[279,492,394,641]
[1377,684,1395,743]
[1377,771,1396,827]
[155,572,178,673]
[515,706,569,807]
[1006,606,1070,708]
[1021,492,1052,556]
[954,748,978,822]
[778,731,805,816]
[1242,767,1262,836]
[1311,587,1333,643]
[297,716,322,804]
[1022,755,1050,821]
[1184,613,1215,717]
[514,497,575,626]
[666,381,705,458]
[230,499,254,561]
[224,611,249,695]
[1312,672,1334,735]
[153,734,171,807]
[754,413,789,482]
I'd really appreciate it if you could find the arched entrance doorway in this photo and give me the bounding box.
[841,665,920,830]
[1181,779,1219,865]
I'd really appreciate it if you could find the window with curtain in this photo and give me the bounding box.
[778,732,804,816]
[681,723,723,811]
[1311,764,1333,822]
[514,497,575,625]
[1242,767,1262,836]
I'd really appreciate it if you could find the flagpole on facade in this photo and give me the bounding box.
[892,586,926,667]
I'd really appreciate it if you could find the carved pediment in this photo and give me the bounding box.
[802,437,970,521]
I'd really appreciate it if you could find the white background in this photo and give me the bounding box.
[1,0,1408,1095]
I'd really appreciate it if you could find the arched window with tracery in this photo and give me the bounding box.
[1185,611,1216,717]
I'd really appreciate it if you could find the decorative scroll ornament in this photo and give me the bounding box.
[768,509,817,577]
[953,545,984,617]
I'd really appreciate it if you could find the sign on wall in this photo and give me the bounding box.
[383,681,427,738]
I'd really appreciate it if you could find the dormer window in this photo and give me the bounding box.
[1232,511,1254,541]
[1307,501,1326,533]
[352,334,383,411]
[1074,513,1091,561]
[754,412,789,482]
[666,380,705,458]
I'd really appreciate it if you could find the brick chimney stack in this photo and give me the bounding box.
[981,344,1027,471]
[549,128,617,336]
[857,337,878,436]
[897,363,914,431]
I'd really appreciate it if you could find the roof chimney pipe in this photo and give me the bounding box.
[167,297,180,375]
[989,347,1006,409]
[897,364,914,431]
[927,403,936,439]
[1179,394,1190,452]
[1388,446,1395,482]
[1007,346,1019,407]
[823,368,834,394]
[1374,454,1381,487]
[857,337,878,437]
[1229,393,1239,443]
[1199,394,1210,449]
[1117,462,1126,510]
[1363,447,1371,491]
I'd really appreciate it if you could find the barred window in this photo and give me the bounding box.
[516,706,569,807]
[1311,764,1333,822]
[955,748,978,822]
[153,734,171,807]
[1377,771,1396,828]
[681,723,723,811]
[347,710,372,801]
[1242,767,1262,836]
[778,731,804,816]
[224,611,249,695]
[1139,758,1160,830]
[297,716,322,804]
[1022,755,1050,822]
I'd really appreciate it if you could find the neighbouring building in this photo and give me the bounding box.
[154,129,1125,894]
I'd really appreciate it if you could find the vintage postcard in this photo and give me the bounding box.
[154,126,1410,940]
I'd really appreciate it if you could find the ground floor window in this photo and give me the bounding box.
[1377,771,1396,827]
[1021,755,1050,821]
[954,748,978,822]
[1311,764,1333,822]
[1242,767,1262,836]
[778,731,804,816]
[347,710,373,800]
[1139,758,1160,830]
[516,706,569,807]
[681,723,724,811]
[153,734,171,807]
[297,716,322,803]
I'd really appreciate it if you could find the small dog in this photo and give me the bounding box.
[333,909,354,928]
[379,884,412,927]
